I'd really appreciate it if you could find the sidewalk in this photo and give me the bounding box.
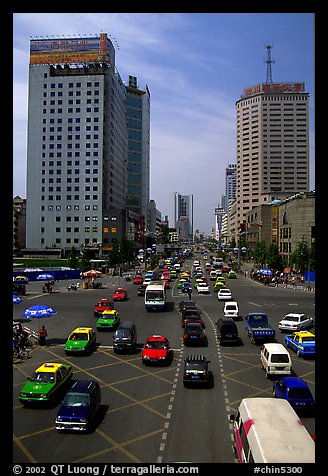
[240,261,315,293]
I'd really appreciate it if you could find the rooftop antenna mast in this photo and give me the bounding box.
[265,44,274,83]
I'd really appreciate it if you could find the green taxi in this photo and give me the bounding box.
[228,270,237,279]
[19,362,73,405]
[214,279,226,292]
[96,309,120,331]
[64,327,97,355]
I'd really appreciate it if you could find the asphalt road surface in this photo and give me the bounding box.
[13,262,315,464]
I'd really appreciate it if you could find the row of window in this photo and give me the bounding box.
[43,107,101,114]
[43,81,100,88]
[43,205,98,210]
[41,227,99,232]
[42,195,98,200]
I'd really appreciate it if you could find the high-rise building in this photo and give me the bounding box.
[126,75,150,219]
[233,81,309,242]
[25,34,130,253]
[225,163,236,212]
[171,192,194,238]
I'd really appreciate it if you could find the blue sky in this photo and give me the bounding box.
[13,12,315,234]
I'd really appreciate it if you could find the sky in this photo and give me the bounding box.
[13,12,315,234]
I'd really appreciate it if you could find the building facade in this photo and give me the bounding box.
[171,192,194,238]
[233,82,310,243]
[126,75,150,220]
[25,34,130,254]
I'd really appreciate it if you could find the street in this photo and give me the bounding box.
[13,262,315,464]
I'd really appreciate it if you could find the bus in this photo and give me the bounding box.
[144,282,166,311]
[229,398,315,463]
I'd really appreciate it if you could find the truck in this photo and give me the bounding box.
[245,312,275,344]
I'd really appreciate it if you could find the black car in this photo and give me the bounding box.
[137,284,148,296]
[181,310,205,328]
[178,300,197,313]
[55,380,101,432]
[183,355,211,387]
[181,282,192,293]
[216,317,240,345]
[183,322,207,346]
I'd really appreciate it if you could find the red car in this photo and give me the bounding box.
[133,275,143,285]
[112,287,128,301]
[142,335,171,365]
[94,298,114,317]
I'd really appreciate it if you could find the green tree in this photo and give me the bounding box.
[266,243,284,271]
[290,236,314,273]
[253,241,267,266]
[67,246,79,269]
[80,249,93,271]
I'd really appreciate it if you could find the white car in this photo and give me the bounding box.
[278,313,314,332]
[223,301,239,318]
[217,288,232,301]
[197,282,210,294]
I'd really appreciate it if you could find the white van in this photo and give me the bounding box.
[223,301,239,318]
[260,343,292,378]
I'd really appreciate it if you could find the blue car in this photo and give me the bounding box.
[284,331,315,357]
[273,377,315,411]
[55,380,101,432]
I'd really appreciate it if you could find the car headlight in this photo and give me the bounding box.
[79,418,87,423]
[143,355,150,359]
[40,394,48,398]
[56,417,62,422]
[20,393,26,397]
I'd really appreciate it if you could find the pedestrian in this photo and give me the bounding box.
[38,325,48,346]
[187,287,192,301]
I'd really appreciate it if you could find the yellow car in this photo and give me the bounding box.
[64,327,97,355]
[19,362,73,405]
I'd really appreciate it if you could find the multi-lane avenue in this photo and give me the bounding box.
[13,258,315,464]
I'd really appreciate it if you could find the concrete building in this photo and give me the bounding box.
[233,81,310,243]
[25,34,129,254]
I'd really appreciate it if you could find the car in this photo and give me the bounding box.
[223,301,239,318]
[221,266,230,273]
[194,278,205,289]
[181,310,205,328]
[183,322,207,346]
[142,335,171,365]
[19,362,73,405]
[55,380,101,432]
[137,283,148,296]
[113,321,137,353]
[162,279,170,289]
[197,282,210,294]
[272,377,315,411]
[96,309,120,331]
[214,280,226,292]
[177,278,189,289]
[228,270,237,279]
[216,317,240,345]
[93,298,114,317]
[284,331,315,357]
[183,355,211,387]
[181,282,192,293]
[178,300,197,313]
[133,275,143,285]
[217,288,232,301]
[64,327,97,355]
[278,313,314,332]
[112,287,128,301]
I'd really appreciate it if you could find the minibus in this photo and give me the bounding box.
[229,398,315,463]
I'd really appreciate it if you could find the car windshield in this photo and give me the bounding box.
[146,291,163,300]
[98,302,109,307]
[271,354,290,363]
[116,330,131,338]
[222,325,237,332]
[301,336,315,342]
[63,392,90,407]
[288,388,313,399]
[70,333,88,340]
[30,371,55,383]
[225,305,237,310]
[146,342,166,349]
[185,362,206,371]
[284,316,299,322]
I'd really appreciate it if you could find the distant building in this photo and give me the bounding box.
[171,192,193,238]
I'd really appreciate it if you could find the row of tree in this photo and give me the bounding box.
[251,237,315,273]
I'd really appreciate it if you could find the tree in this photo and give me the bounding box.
[266,243,285,271]
[252,241,267,266]
[289,237,314,273]
[67,246,79,269]
[80,249,93,271]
